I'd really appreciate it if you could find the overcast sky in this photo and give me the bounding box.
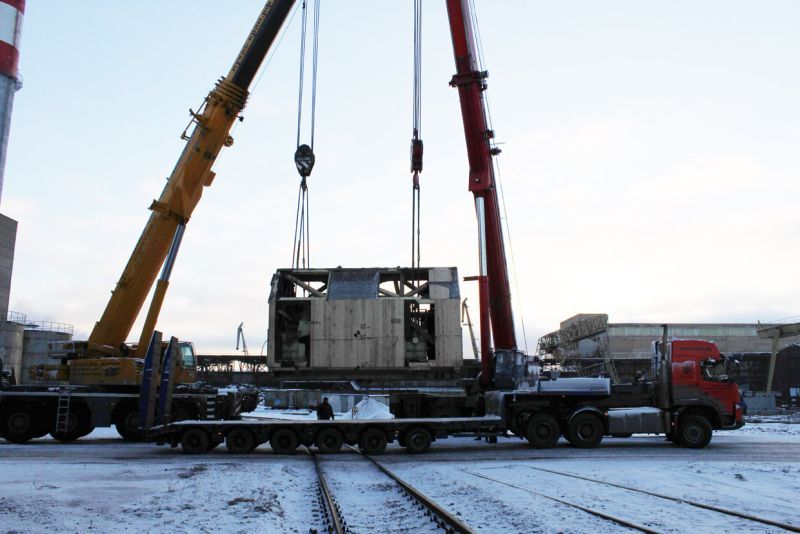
[3,1,799,355]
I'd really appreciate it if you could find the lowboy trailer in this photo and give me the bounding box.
[148,339,744,455]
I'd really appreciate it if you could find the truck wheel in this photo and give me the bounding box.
[316,428,344,453]
[359,428,388,454]
[404,427,432,454]
[0,405,34,443]
[115,409,144,442]
[678,415,712,449]
[270,428,299,455]
[526,413,560,449]
[226,427,255,454]
[567,413,604,449]
[181,428,210,454]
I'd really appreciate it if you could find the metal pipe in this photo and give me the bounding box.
[476,197,491,385]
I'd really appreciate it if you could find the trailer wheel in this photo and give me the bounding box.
[226,427,255,454]
[526,413,560,449]
[270,428,299,455]
[678,415,712,449]
[567,413,604,449]
[0,405,34,443]
[114,409,144,442]
[359,428,388,454]
[181,428,210,454]
[404,427,432,454]
[315,428,343,453]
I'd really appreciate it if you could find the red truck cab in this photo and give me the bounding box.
[670,340,745,432]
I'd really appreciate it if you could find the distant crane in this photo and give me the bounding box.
[236,322,249,356]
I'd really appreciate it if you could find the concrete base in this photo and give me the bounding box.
[744,391,780,415]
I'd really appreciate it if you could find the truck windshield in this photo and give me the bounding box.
[702,360,728,382]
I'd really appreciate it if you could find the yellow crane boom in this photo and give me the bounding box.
[85,0,296,357]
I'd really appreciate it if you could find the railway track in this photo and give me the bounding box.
[463,466,800,533]
[307,446,474,534]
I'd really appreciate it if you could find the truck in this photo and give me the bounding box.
[146,0,744,454]
[0,0,296,443]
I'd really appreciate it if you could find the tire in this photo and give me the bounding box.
[115,409,145,442]
[316,428,344,453]
[226,427,255,454]
[358,428,388,454]
[526,413,560,449]
[270,428,299,455]
[567,413,604,449]
[678,415,712,449]
[0,405,35,444]
[181,428,210,454]
[51,408,91,443]
[404,427,432,454]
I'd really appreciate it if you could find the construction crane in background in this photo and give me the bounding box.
[236,322,249,356]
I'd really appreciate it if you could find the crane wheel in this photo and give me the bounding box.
[526,413,560,449]
[0,405,35,443]
[181,428,210,454]
[114,408,144,442]
[270,428,299,455]
[51,407,91,443]
[566,413,604,449]
[404,427,432,454]
[226,427,255,454]
[358,428,388,454]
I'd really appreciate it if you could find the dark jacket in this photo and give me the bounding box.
[317,401,335,420]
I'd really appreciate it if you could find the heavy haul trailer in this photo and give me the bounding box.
[149,338,743,454]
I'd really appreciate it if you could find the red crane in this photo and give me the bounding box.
[446,0,517,385]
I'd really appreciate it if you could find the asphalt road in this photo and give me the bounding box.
[1,428,798,463]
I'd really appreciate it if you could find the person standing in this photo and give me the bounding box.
[317,397,335,420]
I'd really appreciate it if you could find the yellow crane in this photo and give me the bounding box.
[55,0,296,386]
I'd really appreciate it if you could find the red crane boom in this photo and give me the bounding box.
[445,0,517,384]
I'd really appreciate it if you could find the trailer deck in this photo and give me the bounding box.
[150,415,507,454]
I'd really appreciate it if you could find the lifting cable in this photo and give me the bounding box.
[410,0,423,275]
[292,0,321,270]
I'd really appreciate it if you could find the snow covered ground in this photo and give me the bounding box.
[1,415,799,533]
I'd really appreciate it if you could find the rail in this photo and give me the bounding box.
[463,465,800,533]
[307,445,475,534]
[307,448,346,534]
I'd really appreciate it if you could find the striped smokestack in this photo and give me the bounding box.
[0,0,23,205]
